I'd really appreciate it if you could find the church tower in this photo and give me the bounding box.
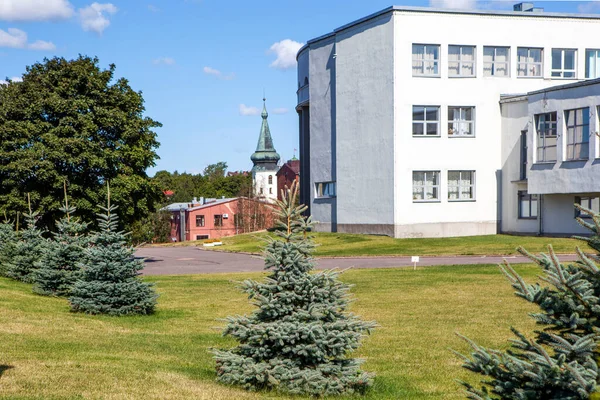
[251,98,280,202]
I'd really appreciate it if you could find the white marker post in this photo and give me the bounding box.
[411,256,420,271]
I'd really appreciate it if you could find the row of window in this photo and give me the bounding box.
[535,107,592,163]
[412,171,475,202]
[195,214,266,228]
[518,193,599,220]
[413,44,600,79]
[413,106,475,137]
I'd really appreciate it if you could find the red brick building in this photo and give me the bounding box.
[276,158,300,201]
[166,197,273,242]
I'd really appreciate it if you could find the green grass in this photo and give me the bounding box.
[195,232,583,257]
[0,265,542,399]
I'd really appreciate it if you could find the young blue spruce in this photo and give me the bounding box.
[33,189,89,296]
[69,185,157,315]
[0,214,17,277]
[6,196,46,283]
[213,182,376,396]
[455,203,600,399]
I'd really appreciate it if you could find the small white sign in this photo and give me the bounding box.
[411,256,420,263]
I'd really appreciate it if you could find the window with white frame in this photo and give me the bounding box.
[535,112,557,162]
[483,46,510,77]
[412,106,440,136]
[412,44,440,76]
[517,47,543,77]
[448,171,475,201]
[448,45,475,77]
[413,171,440,202]
[315,182,335,198]
[448,106,475,136]
[196,215,205,227]
[586,49,600,78]
[575,196,600,218]
[518,191,538,219]
[551,48,576,78]
[565,107,590,160]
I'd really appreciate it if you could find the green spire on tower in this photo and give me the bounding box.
[251,98,280,171]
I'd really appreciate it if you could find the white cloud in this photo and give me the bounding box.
[148,5,160,12]
[578,2,600,13]
[429,0,477,9]
[79,3,118,34]
[0,76,22,85]
[0,0,73,22]
[203,66,235,80]
[0,28,56,51]
[153,57,176,66]
[28,40,56,51]
[272,108,289,115]
[239,104,260,116]
[268,39,304,70]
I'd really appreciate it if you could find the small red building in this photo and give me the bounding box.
[166,197,273,242]
[276,158,300,200]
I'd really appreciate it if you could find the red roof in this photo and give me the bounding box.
[277,159,300,176]
[164,190,174,196]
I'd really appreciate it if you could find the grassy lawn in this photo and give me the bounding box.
[180,232,583,257]
[0,264,541,399]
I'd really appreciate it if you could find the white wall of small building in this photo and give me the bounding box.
[253,171,278,203]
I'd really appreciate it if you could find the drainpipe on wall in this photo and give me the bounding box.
[179,207,186,241]
[538,194,544,236]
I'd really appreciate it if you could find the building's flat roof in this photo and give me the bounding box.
[298,5,600,56]
[527,77,600,96]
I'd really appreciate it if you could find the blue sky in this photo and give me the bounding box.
[1,0,599,176]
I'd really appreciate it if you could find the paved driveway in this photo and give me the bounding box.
[136,247,578,275]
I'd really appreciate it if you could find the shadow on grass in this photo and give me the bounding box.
[0,365,14,378]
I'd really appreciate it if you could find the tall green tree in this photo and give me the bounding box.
[213,182,375,396]
[0,56,162,230]
[456,203,600,399]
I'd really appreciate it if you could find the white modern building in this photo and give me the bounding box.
[297,4,600,238]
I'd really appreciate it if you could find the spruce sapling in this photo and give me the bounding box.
[213,182,376,396]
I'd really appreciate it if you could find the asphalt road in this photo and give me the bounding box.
[135,246,579,275]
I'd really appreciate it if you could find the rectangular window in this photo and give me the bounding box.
[575,196,600,218]
[518,191,538,219]
[586,49,600,78]
[517,47,543,77]
[196,215,205,227]
[195,235,209,240]
[214,214,223,227]
[483,46,510,77]
[565,107,590,160]
[551,48,576,78]
[315,182,335,198]
[520,131,528,180]
[413,171,440,202]
[412,44,440,76]
[413,106,440,136]
[448,171,475,201]
[448,45,475,77]
[535,112,557,162]
[448,106,475,136]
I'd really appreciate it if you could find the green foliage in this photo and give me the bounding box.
[0,55,162,231]
[130,208,171,245]
[152,164,252,203]
[213,183,376,396]
[6,212,46,283]
[0,219,17,277]
[456,204,600,399]
[33,205,89,297]
[69,198,157,315]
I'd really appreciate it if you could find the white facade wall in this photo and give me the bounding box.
[299,6,600,238]
[253,171,278,203]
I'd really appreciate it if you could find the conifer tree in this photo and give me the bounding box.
[0,215,17,277]
[6,197,46,283]
[69,186,157,315]
[33,191,89,296]
[455,203,600,399]
[213,182,376,396]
